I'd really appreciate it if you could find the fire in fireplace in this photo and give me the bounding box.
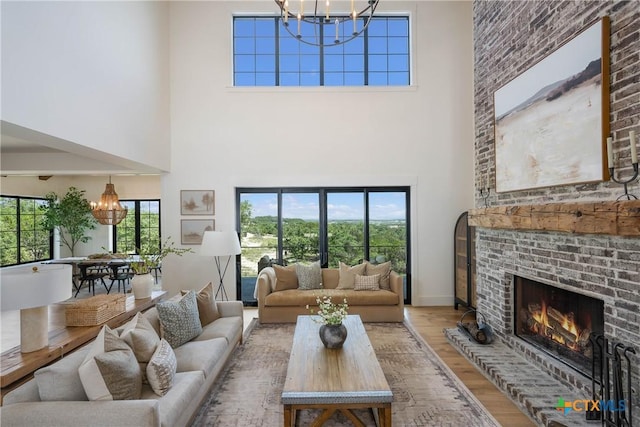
[514,276,604,378]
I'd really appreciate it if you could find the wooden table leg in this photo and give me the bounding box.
[379,404,392,427]
[283,404,293,427]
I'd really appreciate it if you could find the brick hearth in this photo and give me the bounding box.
[445,328,592,427]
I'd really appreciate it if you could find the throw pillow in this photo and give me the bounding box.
[296,261,322,290]
[365,261,392,290]
[336,262,366,289]
[181,282,220,326]
[146,339,177,397]
[273,264,298,291]
[119,313,160,363]
[156,291,203,348]
[354,273,381,291]
[78,326,142,401]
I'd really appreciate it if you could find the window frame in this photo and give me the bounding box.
[235,186,411,305]
[0,195,53,267]
[112,199,161,255]
[233,15,411,87]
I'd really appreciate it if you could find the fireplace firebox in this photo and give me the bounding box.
[514,276,604,378]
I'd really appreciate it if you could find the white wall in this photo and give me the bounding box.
[1,1,171,173]
[163,1,475,304]
[0,175,161,257]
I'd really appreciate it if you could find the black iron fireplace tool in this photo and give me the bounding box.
[589,334,636,426]
[457,309,494,345]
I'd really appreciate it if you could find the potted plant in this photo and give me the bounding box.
[130,237,192,299]
[42,187,96,256]
[307,295,349,348]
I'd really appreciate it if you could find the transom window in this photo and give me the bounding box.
[233,16,410,86]
[0,196,52,267]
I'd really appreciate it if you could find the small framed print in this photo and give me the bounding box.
[181,190,215,215]
[181,219,215,245]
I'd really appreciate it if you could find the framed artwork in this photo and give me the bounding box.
[494,17,610,193]
[181,190,215,215]
[181,219,215,245]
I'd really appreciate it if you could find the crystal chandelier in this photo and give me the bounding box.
[275,0,380,47]
[90,176,128,225]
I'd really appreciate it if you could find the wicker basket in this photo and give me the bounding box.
[65,294,126,326]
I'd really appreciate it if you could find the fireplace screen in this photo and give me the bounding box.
[515,276,604,378]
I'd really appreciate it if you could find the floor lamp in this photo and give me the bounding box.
[199,231,241,301]
[1,264,72,353]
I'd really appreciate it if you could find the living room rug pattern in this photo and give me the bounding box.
[191,320,501,427]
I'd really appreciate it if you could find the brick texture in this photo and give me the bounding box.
[473,1,640,425]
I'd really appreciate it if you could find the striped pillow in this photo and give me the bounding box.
[354,274,380,291]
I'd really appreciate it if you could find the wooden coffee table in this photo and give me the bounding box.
[282,315,393,427]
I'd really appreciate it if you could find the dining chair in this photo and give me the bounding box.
[75,262,110,297]
[108,262,131,293]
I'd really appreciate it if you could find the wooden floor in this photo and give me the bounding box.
[404,306,535,427]
[243,305,535,426]
[2,298,534,425]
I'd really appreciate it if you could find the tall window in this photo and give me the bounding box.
[112,200,161,254]
[233,16,410,86]
[237,187,410,305]
[0,196,52,267]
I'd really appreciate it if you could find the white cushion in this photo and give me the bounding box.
[78,326,142,401]
[146,339,177,396]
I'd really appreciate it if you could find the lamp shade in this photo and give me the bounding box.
[199,231,241,257]
[1,264,72,311]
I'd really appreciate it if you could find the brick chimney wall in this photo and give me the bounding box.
[472,0,639,413]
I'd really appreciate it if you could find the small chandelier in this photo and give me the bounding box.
[275,0,380,47]
[90,176,128,225]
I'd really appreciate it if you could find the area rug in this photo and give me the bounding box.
[191,320,501,426]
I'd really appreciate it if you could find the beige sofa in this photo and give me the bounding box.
[0,300,243,427]
[257,267,404,323]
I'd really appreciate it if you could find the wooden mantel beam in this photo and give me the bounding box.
[468,200,640,236]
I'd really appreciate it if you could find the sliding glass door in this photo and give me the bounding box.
[237,187,410,305]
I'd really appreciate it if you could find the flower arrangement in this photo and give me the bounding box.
[130,237,193,275]
[307,295,349,325]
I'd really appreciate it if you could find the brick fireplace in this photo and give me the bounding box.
[465,224,640,425]
[469,1,640,424]
[514,275,605,379]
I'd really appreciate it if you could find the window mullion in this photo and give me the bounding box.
[363,17,369,85]
[275,17,280,86]
[320,22,324,86]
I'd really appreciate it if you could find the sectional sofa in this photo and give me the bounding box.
[0,297,243,427]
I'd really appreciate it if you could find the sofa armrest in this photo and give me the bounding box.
[217,300,244,318]
[390,271,405,305]
[0,400,160,427]
[257,274,272,304]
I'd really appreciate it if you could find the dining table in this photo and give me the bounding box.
[43,256,141,296]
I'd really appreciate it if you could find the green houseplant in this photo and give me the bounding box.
[42,187,96,256]
[129,237,192,299]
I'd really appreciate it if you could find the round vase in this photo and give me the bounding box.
[131,273,154,299]
[319,323,348,349]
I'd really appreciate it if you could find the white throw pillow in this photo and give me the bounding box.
[78,326,142,401]
[119,313,160,363]
[146,339,177,396]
